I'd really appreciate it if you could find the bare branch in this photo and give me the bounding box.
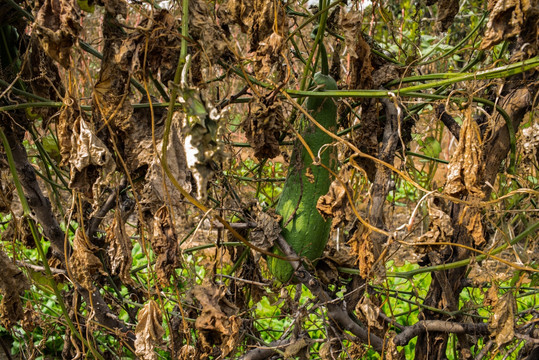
[394,320,489,346]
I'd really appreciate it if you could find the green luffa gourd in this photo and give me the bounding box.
[267,72,338,282]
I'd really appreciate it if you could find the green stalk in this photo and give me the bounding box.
[0,128,104,360]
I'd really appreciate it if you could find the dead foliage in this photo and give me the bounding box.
[0,249,30,329]
[481,0,538,50]
[135,299,165,360]
[152,206,180,286]
[193,283,241,358]
[242,98,284,160]
[341,10,374,90]
[105,211,134,285]
[414,198,454,253]
[444,108,484,198]
[436,0,460,32]
[317,179,354,230]
[488,292,517,347]
[348,225,375,278]
[249,209,282,251]
[34,0,81,68]
[69,229,106,290]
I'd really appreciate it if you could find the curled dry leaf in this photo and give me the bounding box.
[143,114,191,208]
[69,229,106,290]
[320,338,341,360]
[436,0,459,32]
[0,172,13,213]
[97,0,127,18]
[35,0,81,68]
[135,299,165,360]
[193,283,241,358]
[0,250,30,329]
[105,212,133,285]
[483,283,499,307]
[68,115,116,199]
[317,179,353,229]
[284,337,310,359]
[189,0,229,61]
[341,10,374,89]
[488,292,517,347]
[242,99,284,160]
[128,10,181,84]
[152,206,180,286]
[356,296,383,330]
[415,198,453,254]
[348,225,375,278]
[250,209,282,251]
[444,108,484,198]
[462,207,486,247]
[481,0,536,50]
[178,345,196,360]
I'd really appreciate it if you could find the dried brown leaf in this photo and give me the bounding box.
[68,116,116,199]
[356,296,383,330]
[189,0,229,60]
[142,114,191,208]
[135,299,165,360]
[250,209,282,251]
[415,198,453,253]
[348,226,374,278]
[484,283,499,307]
[0,250,30,329]
[317,179,353,229]
[284,338,310,359]
[69,229,106,290]
[242,100,284,160]
[444,108,483,197]
[342,10,374,89]
[152,206,180,286]
[97,0,127,18]
[35,0,81,68]
[193,283,241,358]
[105,213,133,285]
[462,207,486,247]
[436,0,459,32]
[481,0,535,50]
[488,292,516,347]
[320,338,341,360]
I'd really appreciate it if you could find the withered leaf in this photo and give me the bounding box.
[242,100,284,160]
[414,198,453,253]
[284,337,310,359]
[68,116,116,199]
[436,0,459,32]
[105,212,133,285]
[193,283,241,358]
[444,108,483,198]
[481,0,534,50]
[35,0,81,68]
[152,206,180,286]
[488,292,516,347]
[135,300,165,360]
[0,250,30,329]
[348,226,374,278]
[69,229,106,290]
[341,10,374,89]
[249,209,282,251]
[317,179,352,229]
[320,338,341,360]
[356,296,383,330]
[462,207,486,247]
[143,114,191,208]
[97,0,127,18]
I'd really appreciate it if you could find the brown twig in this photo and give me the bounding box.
[275,235,385,352]
[394,320,489,346]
